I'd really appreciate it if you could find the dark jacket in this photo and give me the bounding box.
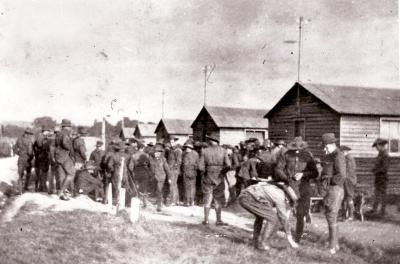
[89,149,105,169]
[275,149,318,197]
[372,150,390,183]
[33,133,51,169]
[14,134,34,163]
[182,151,199,179]
[55,129,74,164]
[128,150,152,182]
[199,145,231,185]
[72,137,87,163]
[153,156,171,182]
[321,149,346,188]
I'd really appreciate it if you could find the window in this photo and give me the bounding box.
[380,118,400,154]
[294,120,305,139]
[245,130,266,142]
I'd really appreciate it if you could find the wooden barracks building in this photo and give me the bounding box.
[265,82,400,193]
[155,118,193,145]
[191,105,269,145]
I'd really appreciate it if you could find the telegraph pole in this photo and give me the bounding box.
[297,16,303,83]
[203,65,207,106]
[162,87,165,118]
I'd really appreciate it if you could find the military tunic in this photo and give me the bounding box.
[181,151,199,205]
[14,134,34,191]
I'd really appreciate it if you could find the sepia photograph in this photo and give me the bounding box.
[0,0,399,263]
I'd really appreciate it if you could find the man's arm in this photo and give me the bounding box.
[274,154,289,183]
[331,151,346,186]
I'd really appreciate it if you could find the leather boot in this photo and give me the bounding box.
[216,207,228,226]
[328,224,337,251]
[295,214,304,243]
[253,218,263,247]
[202,207,210,225]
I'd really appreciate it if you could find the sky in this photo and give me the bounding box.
[0,0,398,126]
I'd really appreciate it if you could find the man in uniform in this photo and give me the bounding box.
[72,126,88,170]
[152,144,172,211]
[105,140,127,206]
[340,145,357,220]
[128,140,152,208]
[165,138,182,206]
[55,119,75,200]
[33,125,52,192]
[181,142,199,207]
[48,126,60,194]
[14,128,35,194]
[275,137,318,243]
[89,140,105,200]
[199,134,231,226]
[371,138,390,217]
[320,133,345,254]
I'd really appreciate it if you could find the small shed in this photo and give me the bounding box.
[119,127,135,141]
[155,119,193,145]
[265,82,400,193]
[134,123,157,145]
[191,105,269,145]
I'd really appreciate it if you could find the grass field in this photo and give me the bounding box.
[2,201,398,264]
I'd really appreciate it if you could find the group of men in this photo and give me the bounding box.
[13,119,391,254]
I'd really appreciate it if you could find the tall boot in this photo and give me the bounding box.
[348,200,355,220]
[24,172,31,191]
[328,224,337,252]
[202,207,210,225]
[216,207,228,226]
[253,218,263,247]
[295,214,304,243]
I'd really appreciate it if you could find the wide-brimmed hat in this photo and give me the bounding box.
[24,128,34,135]
[372,138,388,147]
[321,133,338,146]
[96,140,103,147]
[77,126,88,135]
[287,137,308,150]
[61,119,72,127]
[206,134,219,143]
[41,125,52,132]
[340,145,352,151]
[183,142,194,149]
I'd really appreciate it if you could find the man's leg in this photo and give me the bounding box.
[156,180,164,211]
[202,184,213,225]
[170,171,179,205]
[190,178,196,206]
[24,165,32,191]
[17,162,25,194]
[60,159,76,200]
[325,186,344,254]
[183,177,190,205]
[40,167,48,192]
[253,217,263,247]
[381,182,387,216]
[214,181,228,226]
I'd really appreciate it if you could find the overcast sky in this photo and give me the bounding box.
[0,0,398,126]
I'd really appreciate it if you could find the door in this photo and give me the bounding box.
[294,120,305,139]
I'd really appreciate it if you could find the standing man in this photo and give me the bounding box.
[105,141,127,206]
[165,138,182,206]
[48,126,60,194]
[72,126,88,170]
[55,119,76,200]
[275,137,318,244]
[152,144,172,211]
[340,145,357,220]
[320,133,345,254]
[89,140,105,200]
[13,128,35,194]
[33,125,52,192]
[371,138,390,217]
[199,135,231,226]
[181,142,199,207]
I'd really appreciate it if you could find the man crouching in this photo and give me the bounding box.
[238,182,299,251]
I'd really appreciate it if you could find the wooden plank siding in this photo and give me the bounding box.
[192,108,219,142]
[267,85,340,157]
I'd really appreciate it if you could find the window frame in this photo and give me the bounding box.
[380,117,400,156]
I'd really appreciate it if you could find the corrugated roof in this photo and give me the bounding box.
[199,106,269,129]
[135,124,157,137]
[266,82,400,117]
[156,119,193,135]
[303,83,400,116]
[120,127,135,139]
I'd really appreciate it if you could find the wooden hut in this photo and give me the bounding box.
[265,82,400,193]
[155,119,193,145]
[133,123,157,145]
[191,106,269,145]
[119,127,135,141]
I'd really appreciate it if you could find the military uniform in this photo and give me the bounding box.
[128,149,152,207]
[33,132,51,192]
[274,137,318,243]
[55,120,76,199]
[321,133,345,253]
[72,136,87,168]
[166,146,182,205]
[372,145,390,215]
[105,142,127,205]
[181,146,199,206]
[199,137,231,225]
[152,151,171,211]
[14,130,34,193]
[342,148,357,219]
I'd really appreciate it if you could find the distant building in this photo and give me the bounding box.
[265,82,400,193]
[119,127,135,141]
[191,105,269,145]
[155,119,193,145]
[134,123,157,145]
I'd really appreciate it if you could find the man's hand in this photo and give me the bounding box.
[294,173,303,181]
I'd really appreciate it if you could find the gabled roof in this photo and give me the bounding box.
[155,119,193,135]
[134,123,157,137]
[192,106,269,129]
[265,82,400,117]
[120,127,135,139]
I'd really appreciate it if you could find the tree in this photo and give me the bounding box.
[32,116,57,130]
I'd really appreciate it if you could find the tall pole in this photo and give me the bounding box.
[162,87,165,118]
[297,16,303,83]
[101,117,106,151]
[203,65,207,106]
